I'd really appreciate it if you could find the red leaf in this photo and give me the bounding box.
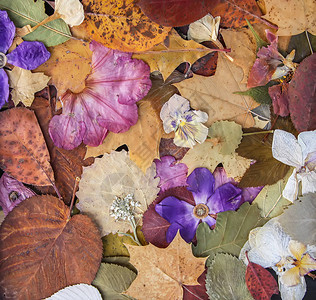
[245,252,279,300]
[288,53,316,132]
[183,270,208,300]
[159,138,190,160]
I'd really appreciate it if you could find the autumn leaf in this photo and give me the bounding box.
[0,195,102,299]
[46,284,102,300]
[175,55,259,128]
[263,0,316,35]
[159,138,190,160]
[124,232,207,300]
[133,29,213,79]
[0,107,54,186]
[7,67,50,106]
[80,0,171,52]
[183,270,208,300]
[35,39,92,95]
[245,252,279,300]
[193,202,267,260]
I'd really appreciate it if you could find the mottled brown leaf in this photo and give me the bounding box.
[0,107,54,186]
[0,195,102,299]
[159,138,190,160]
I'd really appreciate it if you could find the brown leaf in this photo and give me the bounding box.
[0,107,54,186]
[31,97,88,204]
[0,195,102,299]
[124,232,206,300]
[159,138,190,160]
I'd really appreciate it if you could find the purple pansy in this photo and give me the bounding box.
[155,167,244,243]
[0,10,50,108]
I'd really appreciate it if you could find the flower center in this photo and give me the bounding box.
[193,203,209,219]
[0,52,7,69]
[179,119,186,127]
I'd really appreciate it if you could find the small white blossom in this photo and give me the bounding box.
[272,129,316,202]
[160,94,208,148]
[55,0,84,27]
[110,194,140,222]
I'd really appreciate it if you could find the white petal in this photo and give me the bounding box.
[282,170,299,202]
[272,129,303,167]
[299,171,316,195]
[192,110,208,123]
[279,276,306,300]
[298,130,316,161]
[55,0,84,27]
[174,130,196,148]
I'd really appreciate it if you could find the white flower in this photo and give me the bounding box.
[188,14,220,43]
[55,0,84,27]
[272,129,316,202]
[160,94,208,148]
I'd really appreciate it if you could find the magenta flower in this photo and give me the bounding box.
[0,10,50,108]
[155,167,244,243]
[49,41,152,150]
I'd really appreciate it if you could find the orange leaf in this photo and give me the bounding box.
[0,195,102,299]
[80,0,171,52]
[0,107,54,186]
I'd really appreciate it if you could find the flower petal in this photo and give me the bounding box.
[166,219,199,243]
[213,166,234,189]
[55,0,84,27]
[0,69,9,108]
[203,215,216,228]
[281,267,301,286]
[6,41,50,70]
[299,171,316,196]
[279,276,306,300]
[0,10,15,53]
[297,130,316,161]
[241,186,263,203]
[282,169,299,202]
[299,253,316,277]
[272,129,303,168]
[288,240,307,261]
[160,94,190,122]
[206,183,242,214]
[187,168,214,205]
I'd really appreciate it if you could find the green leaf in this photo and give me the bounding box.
[246,19,268,51]
[278,193,316,246]
[206,254,253,300]
[92,263,136,300]
[193,202,267,259]
[234,84,272,105]
[0,0,71,47]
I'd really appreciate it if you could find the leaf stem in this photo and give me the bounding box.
[130,217,142,246]
[242,130,274,136]
[305,31,313,54]
[30,12,61,33]
[68,177,80,220]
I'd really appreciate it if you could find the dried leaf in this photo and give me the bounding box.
[245,253,279,300]
[206,254,253,300]
[92,263,136,299]
[278,193,316,246]
[81,0,171,52]
[46,284,102,300]
[124,232,207,300]
[181,140,251,181]
[175,55,258,128]
[191,49,219,77]
[7,67,50,106]
[76,150,159,236]
[133,29,212,80]
[0,195,102,299]
[183,270,208,300]
[35,39,92,95]
[288,53,316,132]
[235,84,274,105]
[0,107,54,186]
[263,0,316,35]
[193,202,267,260]
[159,138,190,160]
[253,116,270,129]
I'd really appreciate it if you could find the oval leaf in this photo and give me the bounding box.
[0,107,54,186]
[46,284,102,300]
[0,195,102,299]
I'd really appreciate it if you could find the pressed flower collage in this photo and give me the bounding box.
[0,1,315,300]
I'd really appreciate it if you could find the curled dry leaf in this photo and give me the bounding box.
[0,107,54,186]
[76,150,159,236]
[81,0,171,52]
[0,195,102,299]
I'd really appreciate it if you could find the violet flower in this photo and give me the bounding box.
[0,10,50,108]
[155,167,244,243]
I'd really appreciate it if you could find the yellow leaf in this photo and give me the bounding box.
[35,39,92,95]
[174,55,259,128]
[7,67,50,107]
[80,0,171,52]
[133,29,212,79]
[124,232,206,300]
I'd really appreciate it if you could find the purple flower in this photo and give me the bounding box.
[155,167,244,243]
[0,10,50,108]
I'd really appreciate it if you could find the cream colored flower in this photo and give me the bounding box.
[55,0,84,27]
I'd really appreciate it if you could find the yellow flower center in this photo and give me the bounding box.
[179,119,186,127]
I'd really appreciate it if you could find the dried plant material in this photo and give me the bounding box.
[253,116,270,129]
[0,107,54,186]
[206,254,253,300]
[124,232,207,300]
[133,29,212,79]
[181,140,251,181]
[76,150,159,236]
[81,0,171,52]
[0,195,102,299]
[55,0,84,27]
[263,0,316,35]
[46,284,102,300]
[208,121,243,155]
[8,67,50,106]
[35,39,92,95]
[175,55,258,128]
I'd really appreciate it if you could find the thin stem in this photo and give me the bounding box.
[30,12,61,33]
[305,31,313,54]
[68,177,80,220]
[242,130,274,136]
[52,182,62,200]
[130,217,142,246]
[118,232,141,246]
[265,194,282,218]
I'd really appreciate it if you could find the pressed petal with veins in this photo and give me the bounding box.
[55,0,84,27]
